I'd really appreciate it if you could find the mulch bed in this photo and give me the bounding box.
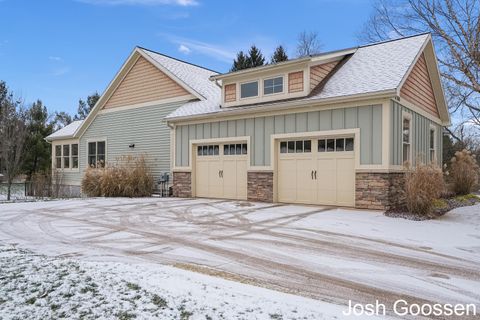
[385,195,480,221]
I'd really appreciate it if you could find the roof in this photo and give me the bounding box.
[166,33,432,120]
[46,120,83,141]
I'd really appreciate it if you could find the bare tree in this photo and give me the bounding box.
[0,92,29,201]
[296,31,322,57]
[360,0,480,137]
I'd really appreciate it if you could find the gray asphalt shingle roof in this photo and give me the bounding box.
[46,120,83,141]
[166,34,429,120]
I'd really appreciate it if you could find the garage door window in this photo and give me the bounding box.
[280,140,311,153]
[224,143,247,155]
[197,145,219,156]
[318,138,354,152]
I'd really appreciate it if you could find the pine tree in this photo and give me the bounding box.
[74,92,100,120]
[271,45,288,64]
[230,51,250,72]
[247,45,265,68]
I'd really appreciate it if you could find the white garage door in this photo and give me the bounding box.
[278,137,355,206]
[195,143,247,200]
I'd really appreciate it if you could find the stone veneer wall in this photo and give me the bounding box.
[355,172,405,210]
[172,171,192,198]
[247,171,273,202]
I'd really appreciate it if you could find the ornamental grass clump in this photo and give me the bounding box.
[404,162,444,216]
[448,149,479,195]
[81,155,154,197]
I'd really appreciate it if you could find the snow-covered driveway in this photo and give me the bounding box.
[1,198,479,313]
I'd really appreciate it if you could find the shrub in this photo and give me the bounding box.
[448,149,479,195]
[404,163,444,216]
[81,167,103,197]
[81,155,154,197]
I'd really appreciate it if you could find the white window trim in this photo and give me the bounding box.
[263,75,284,96]
[85,138,108,168]
[53,142,80,172]
[402,112,412,165]
[429,124,437,163]
[239,80,259,100]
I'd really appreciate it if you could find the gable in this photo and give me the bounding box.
[400,53,439,118]
[103,56,191,109]
[310,61,339,91]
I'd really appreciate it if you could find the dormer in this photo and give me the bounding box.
[211,48,356,108]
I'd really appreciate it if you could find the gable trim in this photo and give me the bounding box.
[74,47,203,138]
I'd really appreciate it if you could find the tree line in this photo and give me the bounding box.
[0,80,99,200]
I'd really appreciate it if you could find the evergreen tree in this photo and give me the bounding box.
[247,45,265,68]
[22,100,55,176]
[230,51,250,72]
[74,92,100,120]
[53,111,73,130]
[271,45,288,64]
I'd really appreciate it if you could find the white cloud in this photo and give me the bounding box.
[48,56,63,61]
[76,0,198,6]
[52,67,70,76]
[178,44,191,54]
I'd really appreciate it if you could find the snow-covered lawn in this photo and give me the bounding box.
[0,244,351,320]
[0,197,479,318]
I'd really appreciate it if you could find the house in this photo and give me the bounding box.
[46,33,449,209]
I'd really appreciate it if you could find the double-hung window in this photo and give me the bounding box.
[402,114,411,164]
[55,145,62,169]
[88,141,106,168]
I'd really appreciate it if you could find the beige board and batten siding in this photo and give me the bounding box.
[103,56,190,109]
[390,101,443,166]
[175,105,382,167]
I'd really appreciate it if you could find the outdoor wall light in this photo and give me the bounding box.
[129,144,135,149]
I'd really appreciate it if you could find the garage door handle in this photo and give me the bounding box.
[311,170,314,180]
[219,170,221,178]
[314,170,317,180]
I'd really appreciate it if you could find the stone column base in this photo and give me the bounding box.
[172,171,192,198]
[247,171,273,202]
[355,172,405,210]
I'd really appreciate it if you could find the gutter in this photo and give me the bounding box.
[167,89,397,123]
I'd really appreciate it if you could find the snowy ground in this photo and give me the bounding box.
[0,244,349,320]
[0,198,479,318]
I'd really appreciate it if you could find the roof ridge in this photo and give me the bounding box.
[137,46,220,74]
[359,32,430,49]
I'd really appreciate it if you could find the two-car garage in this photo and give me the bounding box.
[192,135,356,207]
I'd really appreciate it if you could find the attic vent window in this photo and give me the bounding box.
[240,81,258,99]
[264,76,283,95]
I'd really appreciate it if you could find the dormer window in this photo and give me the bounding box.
[240,81,258,99]
[264,76,283,95]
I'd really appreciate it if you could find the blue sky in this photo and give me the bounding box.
[0,0,374,115]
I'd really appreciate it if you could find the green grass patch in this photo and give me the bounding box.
[25,297,36,305]
[455,194,480,202]
[151,294,167,308]
[116,311,137,320]
[126,282,141,291]
[432,198,448,209]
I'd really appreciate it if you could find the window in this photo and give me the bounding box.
[264,77,283,95]
[197,145,219,156]
[72,144,79,169]
[402,115,411,164]
[88,141,106,168]
[54,143,78,170]
[63,145,70,169]
[280,140,311,153]
[318,138,354,152]
[240,81,258,98]
[224,143,247,155]
[429,127,436,162]
[55,145,62,169]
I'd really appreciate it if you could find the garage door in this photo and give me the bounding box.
[195,143,247,200]
[278,137,355,206]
